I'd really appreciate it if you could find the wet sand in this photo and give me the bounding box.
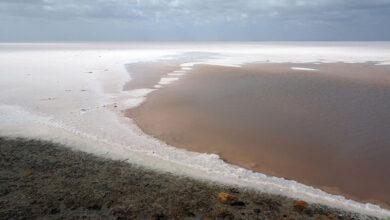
[1,137,374,220]
[126,62,390,209]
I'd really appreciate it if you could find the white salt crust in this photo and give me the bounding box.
[291,67,318,71]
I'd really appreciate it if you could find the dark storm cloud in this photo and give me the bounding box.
[0,0,389,41]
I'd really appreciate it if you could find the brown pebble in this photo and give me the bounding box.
[292,201,308,207]
[25,171,33,176]
[217,192,238,205]
[104,201,112,208]
[327,213,335,218]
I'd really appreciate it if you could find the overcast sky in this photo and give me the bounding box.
[1,0,390,41]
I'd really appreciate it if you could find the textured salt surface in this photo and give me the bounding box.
[0,42,390,218]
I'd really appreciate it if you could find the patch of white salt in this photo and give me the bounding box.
[158,77,179,85]
[291,67,318,71]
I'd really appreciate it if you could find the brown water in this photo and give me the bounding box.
[124,61,181,90]
[125,62,390,209]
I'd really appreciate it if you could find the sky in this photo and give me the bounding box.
[1,0,390,41]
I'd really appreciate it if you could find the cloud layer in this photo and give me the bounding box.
[1,0,390,41]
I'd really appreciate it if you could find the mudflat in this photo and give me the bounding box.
[126,62,390,209]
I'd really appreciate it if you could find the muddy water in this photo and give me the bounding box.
[126,62,390,209]
[124,61,181,90]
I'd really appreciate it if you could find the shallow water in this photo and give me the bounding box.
[127,62,390,208]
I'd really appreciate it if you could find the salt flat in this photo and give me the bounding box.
[0,42,390,218]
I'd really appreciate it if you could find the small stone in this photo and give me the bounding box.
[217,210,233,218]
[327,213,335,218]
[104,201,112,208]
[154,213,167,220]
[88,204,101,210]
[50,208,60,214]
[229,187,239,193]
[253,208,261,214]
[231,201,245,206]
[217,192,238,205]
[292,201,308,207]
[25,171,33,176]
[111,207,123,215]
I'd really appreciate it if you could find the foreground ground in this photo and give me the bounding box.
[0,137,381,219]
